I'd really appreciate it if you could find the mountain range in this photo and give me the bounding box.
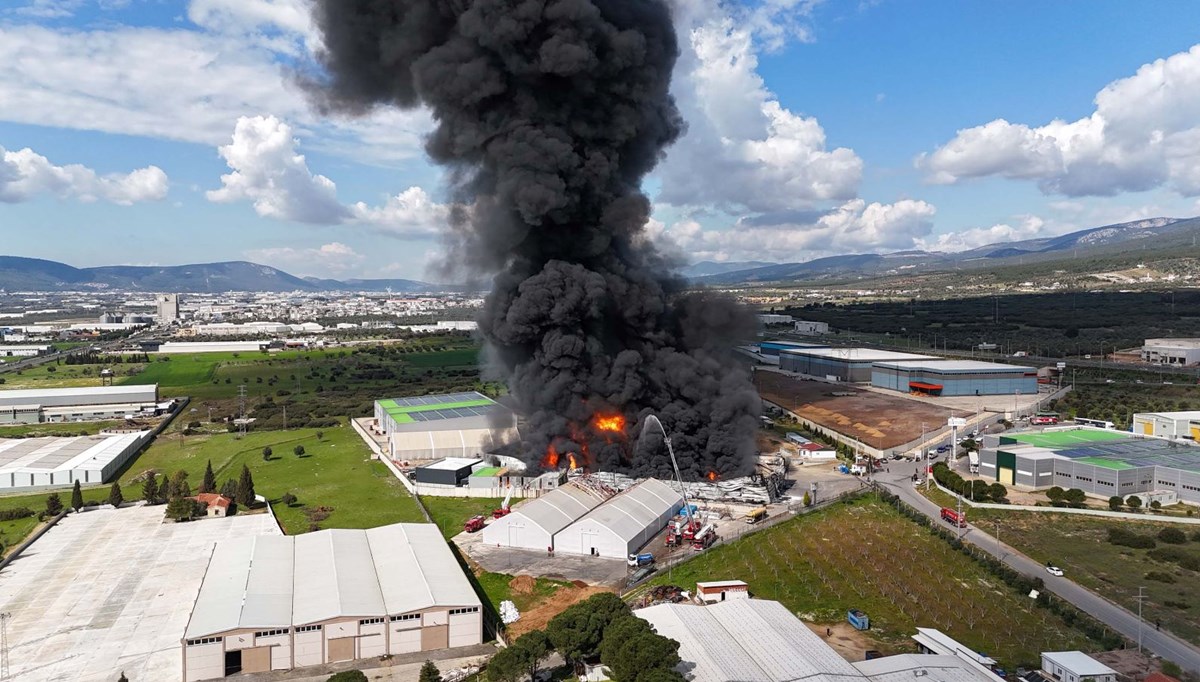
[2,216,1197,292]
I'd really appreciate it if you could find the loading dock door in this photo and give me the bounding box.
[329,637,356,662]
[421,625,449,651]
[999,467,1014,485]
[224,650,242,676]
[242,646,272,673]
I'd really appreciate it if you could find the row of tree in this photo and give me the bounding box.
[488,593,684,682]
[931,463,1007,502]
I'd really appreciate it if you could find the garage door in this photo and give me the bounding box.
[329,637,356,662]
[999,467,1014,485]
[421,625,448,651]
[242,646,272,674]
[1143,422,1154,436]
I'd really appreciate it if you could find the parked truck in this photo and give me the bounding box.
[691,524,717,550]
[464,515,486,533]
[627,553,655,567]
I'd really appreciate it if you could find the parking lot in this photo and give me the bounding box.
[0,505,279,681]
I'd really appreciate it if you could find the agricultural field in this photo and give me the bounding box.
[970,512,1200,645]
[642,495,1091,668]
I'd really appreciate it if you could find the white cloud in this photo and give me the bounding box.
[187,0,317,54]
[245,241,364,275]
[0,145,168,205]
[914,215,1047,253]
[919,44,1200,197]
[656,8,862,214]
[655,199,936,262]
[208,116,449,236]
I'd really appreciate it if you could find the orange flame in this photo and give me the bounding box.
[542,444,560,469]
[568,454,578,470]
[594,414,626,432]
[706,471,718,481]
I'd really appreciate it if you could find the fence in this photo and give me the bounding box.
[931,478,1200,525]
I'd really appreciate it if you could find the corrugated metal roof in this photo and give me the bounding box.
[0,385,157,406]
[495,483,607,538]
[854,655,995,682]
[560,479,681,544]
[185,523,480,639]
[635,599,866,682]
[1041,652,1117,677]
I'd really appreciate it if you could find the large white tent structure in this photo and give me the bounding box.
[482,482,607,552]
[554,479,682,558]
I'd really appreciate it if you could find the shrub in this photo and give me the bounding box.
[1145,571,1176,583]
[327,671,368,682]
[1148,546,1200,571]
[1157,528,1187,545]
[281,492,298,506]
[0,507,34,521]
[1107,527,1156,549]
[1163,600,1191,610]
[1108,496,1123,511]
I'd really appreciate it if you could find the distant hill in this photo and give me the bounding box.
[0,257,439,293]
[701,216,1200,285]
[679,260,775,278]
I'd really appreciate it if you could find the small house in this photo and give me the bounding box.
[696,580,749,603]
[1040,652,1118,682]
[191,493,232,518]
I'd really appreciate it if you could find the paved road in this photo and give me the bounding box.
[873,463,1200,673]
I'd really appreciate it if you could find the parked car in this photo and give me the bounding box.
[1045,565,1064,577]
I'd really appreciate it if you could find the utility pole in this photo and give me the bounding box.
[283,404,288,431]
[994,520,1002,558]
[1,611,11,679]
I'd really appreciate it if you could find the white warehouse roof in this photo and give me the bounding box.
[635,599,865,682]
[0,384,158,408]
[555,479,681,552]
[872,359,1035,373]
[854,655,996,682]
[1041,652,1117,677]
[185,523,479,639]
[483,482,609,548]
[781,348,933,363]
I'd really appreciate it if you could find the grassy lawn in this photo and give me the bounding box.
[978,512,1200,644]
[404,348,479,368]
[642,495,1091,668]
[423,496,506,539]
[0,420,124,438]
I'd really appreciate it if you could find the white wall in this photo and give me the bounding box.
[449,612,483,648]
[482,513,553,551]
[555,520,626,558]
[293,631,323,668]
[184,642,223,682]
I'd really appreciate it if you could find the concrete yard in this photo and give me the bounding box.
[0,505,280,682]
[454,530,630,588]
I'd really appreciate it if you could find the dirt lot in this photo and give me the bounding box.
[506,581,613,637]
[755,371,954,450]
[803,622,889,662]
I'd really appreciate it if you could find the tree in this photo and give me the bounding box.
[326,671,368,682]
[802,491,811,506]
[219,478,237,500]
[71,480,83,511]
[166,496,199,522]
[142,473,159,505]
[236,464,256,507]
[970,479,991,501]
[1157,527,1187,544]
[1126,496,1143,510]
[987,483,1007,501]
[294,445,306,457]
[1046,486,1065,501]
[107,482,124,508]
[200,460,216,494]
[262,446,272,461]
[419,660,442,682]
[487,644,525,682]
[1108,496,1124,511]
[168,470,191,500]
[45,493,64,516]
[547,592,630,670]
[281,492,298,506]
[513,632,551,682]
[118,672,128,682]
[1150,500,1162,510]
[1063,488,1087,507]
[601,616,681,682]
[316,430,325,441]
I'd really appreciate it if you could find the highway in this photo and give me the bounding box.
[874,464,1200,673]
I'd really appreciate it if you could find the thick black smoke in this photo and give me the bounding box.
[308,0,761,479]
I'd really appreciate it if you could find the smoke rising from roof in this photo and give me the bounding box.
[306,0,760,478]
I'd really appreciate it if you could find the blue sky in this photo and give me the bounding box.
[2,0,1200,281]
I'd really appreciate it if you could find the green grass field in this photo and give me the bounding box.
[642,496,1091,667]
[423,496,506,539]
[977,513,1200,645]
[0,420,124,438]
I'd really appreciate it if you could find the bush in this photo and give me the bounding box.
[1108,496,1124,511]
[1157,528,1187,545]
[327,671,368,682]
[0,507,34,521]
[1107,527,1156,549]
[1163,600,1191,610]
[1148,547,1200,572]
[281,492,298,506]
[1145,571,1176,583]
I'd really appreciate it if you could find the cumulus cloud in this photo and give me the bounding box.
[657,6,862,214]
[244,241,364,275]
[208,116,449,236]
[919,44,1200,197]
[0,145,168,205]
[915,215,1048,253]
[655,199,936,262]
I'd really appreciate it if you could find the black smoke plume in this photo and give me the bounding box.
[307,0,760,479]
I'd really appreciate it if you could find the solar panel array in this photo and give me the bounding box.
[387,391,486,407]
[408,404,495,422]
[1057,439,1200,471]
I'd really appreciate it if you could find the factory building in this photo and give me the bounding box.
[0,385,160,424]
[0,431,152,490]
[757,341,828,357]
[373,392,517,462]
[1131,411,1200,439]
[779,347,932,382]
[756,314,794,326]
[871,359,1038,396]
[183,524,482,682]
[793,320,830,335]
[1141,338,1200,366]
[414,457,482,487]
[0,345,51,358]
[553,479,683,559]
[482,481,608,552]
[977,428,1200,504]
[156,294,180,323]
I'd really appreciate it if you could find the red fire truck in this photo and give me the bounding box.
[940,507,967,528]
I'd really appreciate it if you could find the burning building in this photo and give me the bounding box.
[308,0,760,480]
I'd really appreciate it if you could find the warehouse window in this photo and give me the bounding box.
[449,607,480,615]
[392,614,421,622]
[255,629,288,638]
[296,624,323,633]
[186,637,221,646]
[359,617,385,625]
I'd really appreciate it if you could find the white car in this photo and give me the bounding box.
[1045,565,1064,577]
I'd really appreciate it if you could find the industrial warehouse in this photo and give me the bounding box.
[1132,410,1200,439]
[183,523,482,682]
[372,391,518,461]
[482,478,684,557]
[0,384,161,424]
[978,428,1200,504]
[773,344,1038,396]
[0,430,151,489]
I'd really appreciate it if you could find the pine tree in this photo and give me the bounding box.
[236,464,256,507]
[118,672,128,682]
[108,482,124,508]
[168,470,191,500]
[419,660,442,682]
[142,472,159,505]
[45,493,64,516]
[200,460,216,494]
[219,478,237,500]
[71,480,83,511]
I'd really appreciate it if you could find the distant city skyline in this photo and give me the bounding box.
[3,1,1200,279]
